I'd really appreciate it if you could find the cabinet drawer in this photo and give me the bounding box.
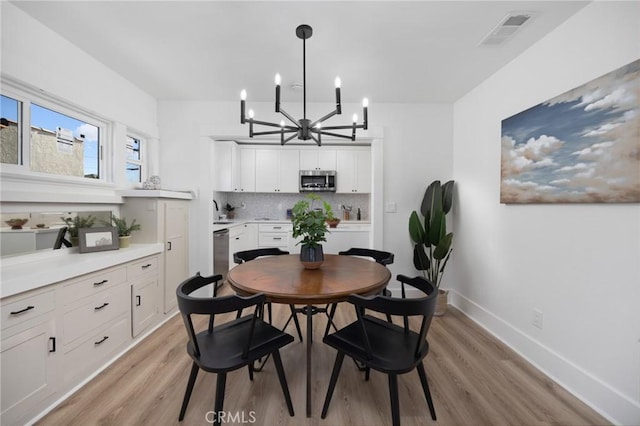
[60,315,129,386]
[62,283,129,346]
[127,255,159,281]
[258,223,291,232]
[258,233,289,247]
[61,266,127,305]
[1,290,55,331]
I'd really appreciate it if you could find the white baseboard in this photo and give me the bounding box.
[448,290,639,426]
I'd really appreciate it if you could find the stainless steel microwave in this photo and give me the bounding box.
[299,170,336,192]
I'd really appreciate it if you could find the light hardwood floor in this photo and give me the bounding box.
[38,285,609,426]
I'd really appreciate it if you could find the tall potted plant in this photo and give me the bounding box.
[409,179,454,315]
[291,193,335,269]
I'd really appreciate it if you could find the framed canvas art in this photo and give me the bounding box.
[501,59,639,203]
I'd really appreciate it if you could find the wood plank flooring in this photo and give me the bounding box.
[37,285,609,426]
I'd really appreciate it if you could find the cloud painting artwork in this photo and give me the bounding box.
[501,59,639,203]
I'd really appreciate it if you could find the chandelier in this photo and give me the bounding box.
[240,24,368,146]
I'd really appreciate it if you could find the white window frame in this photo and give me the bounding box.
[125,133,146,186]
[1,78,110,183]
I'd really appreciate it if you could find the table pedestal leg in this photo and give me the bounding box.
[306,304,312,417]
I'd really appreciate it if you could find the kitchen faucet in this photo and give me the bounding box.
[213,199,220,220]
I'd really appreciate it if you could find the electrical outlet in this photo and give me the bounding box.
[532,309,543,329]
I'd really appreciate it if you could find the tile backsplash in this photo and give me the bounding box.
[216,192,370,221]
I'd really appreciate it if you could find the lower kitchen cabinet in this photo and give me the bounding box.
[0,317,57,426]
[0,250,167,425]
[229,223,257,270]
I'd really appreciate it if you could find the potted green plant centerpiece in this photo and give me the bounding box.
[409,179,455,315]
[104,215,141,248]
[224,203,236,220]
[61,214,96,247]
[291,193,335,269]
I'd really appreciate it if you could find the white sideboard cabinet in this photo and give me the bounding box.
[120,196,190,314]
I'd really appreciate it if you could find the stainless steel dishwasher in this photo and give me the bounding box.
[213,229,229,283]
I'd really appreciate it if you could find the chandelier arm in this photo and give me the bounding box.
[278,108,301,127]
[320,124,366,131]
[310,109,339,128]
[282,133,298,145]
[252,129,298,137]
[309,133,321,147]
[318,130,355,140]
[249,119,288,129]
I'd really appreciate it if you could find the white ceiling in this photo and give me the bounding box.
[12,1,588,104]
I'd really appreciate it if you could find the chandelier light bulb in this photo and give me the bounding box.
[316,122,322,129]
[362,98,369,107]
[275,73,281,86]
[280,120,285,128]
[335,77,341,88]
[352,114,358,123]
[248,109,254,119]
[240,90,247,100]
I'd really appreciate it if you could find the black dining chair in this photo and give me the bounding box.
[176,272,295,425]
[331,248,395,328]
[234,248,304,342]
[321,274,438,426]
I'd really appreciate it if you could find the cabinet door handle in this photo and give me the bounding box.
[94,302,109,311]
[49,337,56,353]
[94,336,109,345]
[167,241,172,251]
[235,237,240,240]
[10,305,34,315]
[93,279,108,287]
[136,295,141,306]
[141,264,152,269]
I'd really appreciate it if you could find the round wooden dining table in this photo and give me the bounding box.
[227,253,392,417]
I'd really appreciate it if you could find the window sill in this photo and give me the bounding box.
[0,169,122,204]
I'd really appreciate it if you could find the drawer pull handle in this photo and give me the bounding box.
[94,302,110,311]
[94,336,109,345]
[49,337,56,353]
[273,226,282,229]
[93,279,108,286]
[141,264,152,269]
[136,295,141,306]
[10,305,35,315]
[273,237,282,240]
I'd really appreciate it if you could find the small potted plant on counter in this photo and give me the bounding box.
[104,215,141,248]
[291,193,334,269]
[224,203,236,220]
[61,214,96,247]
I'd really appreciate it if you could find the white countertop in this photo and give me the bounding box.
[213,219,371,232]
[119,189,194,199]
[0,243,164,299]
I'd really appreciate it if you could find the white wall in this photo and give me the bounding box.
[157,100,452,281]
[451,2,640,424]
[1,3,158,137]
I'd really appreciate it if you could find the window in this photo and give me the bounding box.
[30,104,100,179]
[126,135,144,183]
[0,95,22,165]
[1,83,106,181]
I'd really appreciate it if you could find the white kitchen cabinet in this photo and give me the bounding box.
[214,143,255,192]
[129,255,160,337]
[299,148,337,171]
[258,223,291,250]
[336,149,371,193]
[228,223,257,270]
[213,141,237,192]
[1,317,57,426]
[0,287,57,426]
[237,147,256,192]
[255,148,300,193]
[121,197,190,314]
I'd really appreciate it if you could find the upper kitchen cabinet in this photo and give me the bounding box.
[214,142,255,192]
[255,148,299,193]
[299,148,337,171]
[336,149,371,193]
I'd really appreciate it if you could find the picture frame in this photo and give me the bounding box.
[78,227,119,253]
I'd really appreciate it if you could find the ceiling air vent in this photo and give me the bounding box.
[479,12,535,47]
